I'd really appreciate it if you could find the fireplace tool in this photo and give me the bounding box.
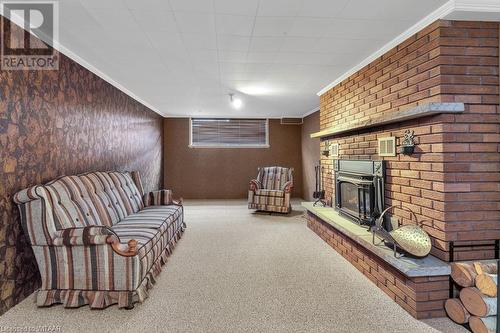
[372,205,432,258]
[313,163,326,206]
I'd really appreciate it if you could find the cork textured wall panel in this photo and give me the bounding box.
[0,29,163,313]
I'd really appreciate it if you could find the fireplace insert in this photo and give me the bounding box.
[334,160,385,226]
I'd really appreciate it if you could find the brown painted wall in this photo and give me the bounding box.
[301,111,320,201]
[320,20,500,261]
[0,28,163,313]
[164,118,302,199]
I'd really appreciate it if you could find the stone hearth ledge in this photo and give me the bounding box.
[302,202,450,277]
[310,102,465,138]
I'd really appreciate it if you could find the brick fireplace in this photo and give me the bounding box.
[317,20,500,262]
[304,19,500,319]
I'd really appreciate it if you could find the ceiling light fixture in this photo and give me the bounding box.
[229,93,242,109]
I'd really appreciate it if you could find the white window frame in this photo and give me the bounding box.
[189,118,270,148]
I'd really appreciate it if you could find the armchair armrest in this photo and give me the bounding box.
[143,189,183,207]
[281,181,293,193]
[52,226,138,257]
[249,179,262,192]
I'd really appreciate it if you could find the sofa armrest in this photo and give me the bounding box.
[249,179,262,192]
[13,186,42,204]
[281,181,293,193]
[52,226,139,257]
[52,226,117,246]
[143,189,183,207]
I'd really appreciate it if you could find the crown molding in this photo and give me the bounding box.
[301,106,320,118]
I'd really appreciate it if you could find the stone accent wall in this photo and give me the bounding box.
[306,212,449,319]
[0,19,163,314]
[320,20,500,261]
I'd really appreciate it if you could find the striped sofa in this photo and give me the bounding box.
[248,166,294,214]
[14,171,185,309]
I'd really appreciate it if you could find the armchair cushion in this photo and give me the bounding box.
[257,166,293,191]
[255,189,285,197]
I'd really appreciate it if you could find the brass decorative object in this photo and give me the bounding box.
[372,205,432,257]
[390,225,432,257]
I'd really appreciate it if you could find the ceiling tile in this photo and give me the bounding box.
[289,17,332,37]
[219,62,248,73]
[130,10,177,32]
[253,17,294,37]
[248,36,284,52]
[123,0,171,10]
[215,14,255,36]
[323,19,413,39]
[189,50,219,64]
[257,0,302,17]
[169,0,213,13]
[174,12,215,34]
[147,30,185,52]
[314,37,384,54]
[244,63,272,74]
[297,0,350,18]
[339,0,448,20]
[182,32,217,50]
[218,51,247,63]
[280,37,319,52]
[214,0,259,15]
[79,0,128,10]
[217,35,251,52]
[246,52,277,63]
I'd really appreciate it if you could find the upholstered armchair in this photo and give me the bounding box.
[248,166,294,214]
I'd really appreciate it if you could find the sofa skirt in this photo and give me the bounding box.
[35,224,186,309]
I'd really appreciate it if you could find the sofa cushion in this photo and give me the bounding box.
[255,189,284,197]
[111,205,183,272]
[44,171,143,229]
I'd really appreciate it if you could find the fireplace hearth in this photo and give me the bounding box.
[334,159,385,226]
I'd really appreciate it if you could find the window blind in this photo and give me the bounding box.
[190,118,268,147]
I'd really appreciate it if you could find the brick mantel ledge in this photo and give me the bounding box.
[310,102,465,138]
[302,202,450,276]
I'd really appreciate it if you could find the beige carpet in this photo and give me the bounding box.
[0,200,466,333]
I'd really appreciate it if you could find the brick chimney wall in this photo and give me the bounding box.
[320,20,500,261]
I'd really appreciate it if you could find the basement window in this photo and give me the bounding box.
[189,118,269,148]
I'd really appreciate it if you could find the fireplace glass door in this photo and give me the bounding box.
[336,177,375,225]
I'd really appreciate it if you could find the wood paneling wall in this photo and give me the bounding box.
[163,118,302,199]
[301,112,320,201]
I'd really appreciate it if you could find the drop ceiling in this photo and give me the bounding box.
[52,0,454,117]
